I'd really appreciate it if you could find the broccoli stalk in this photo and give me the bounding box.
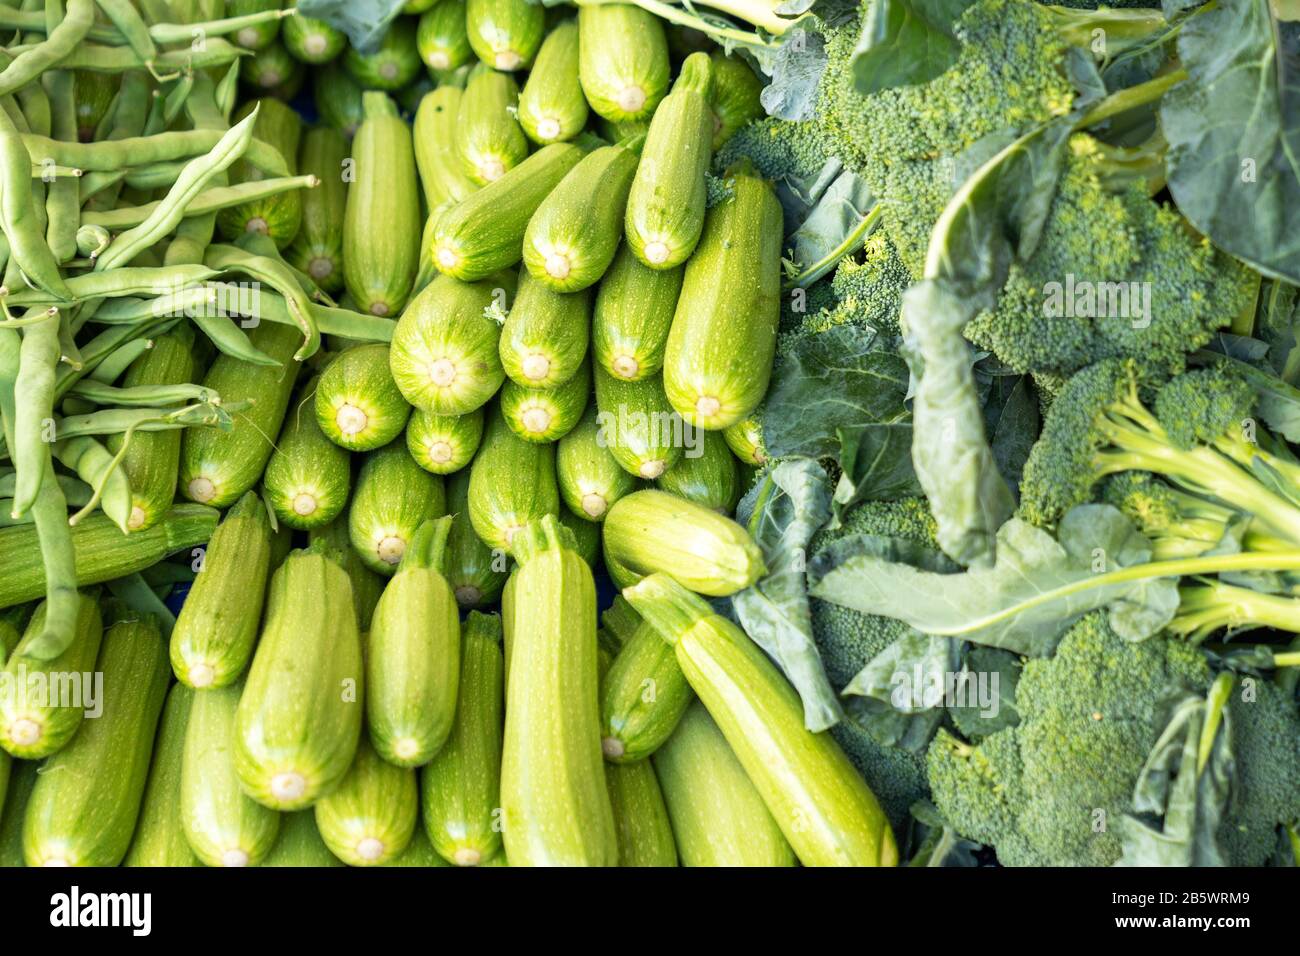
[574,0,801,50]
[1172,580,1300,643]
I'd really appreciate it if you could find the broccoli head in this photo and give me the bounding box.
[714,114,829,187]
[1218,678,1300,866]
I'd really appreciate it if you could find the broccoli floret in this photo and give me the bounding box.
[1153,365,1257,451]
[818,232,911,337]
[830,716,930,834]
[928,612,1211,866]
[715,115,829,186]
[1219,679,1300,866]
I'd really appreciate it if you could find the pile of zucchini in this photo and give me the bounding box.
[0,0,893,868]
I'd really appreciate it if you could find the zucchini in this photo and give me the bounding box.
[625,574,898,867]
[105,328,197,531]
[601,594,643,646]
[556,404,637,520]
[559,507,600,568]
[652,701,795,867]
[656,428,742,514]
[405,0,439,10]
[577,4,669,123]
[500,358,590,443]
[315,344,411,451]
[0,595,103,760]
[708,51,763,151]
[22,611,169,867]
[230,0,282,50]
[603,489,764,596]
[595,113,652,145]
[368,517,460,766]
[180,321,303,508]
[343,18,421,91]
[260,810,344,866]
[417,0,472,72]
[592,366,682,479]
[349,442,448,576]
[431,142,584,281]
[601,617,693,763]
[522,140,639,292]
[457,65,528,186]
[0,606,28,661]
[604,756,677,867]
[315,737,419,866]
[263,379,352,530]
[123,684,200,867]
[282,9,346,64]
[466,0,544,70]
[662,169,782,429]
[445,469,508,609]
[315,63,365,137]
[591,241,683,381]
[288,125,348,293]
[624,52,713,270]
[390,273,510,415]
[407,406,484,474]
[499,270,590,387]
[420,610,504,866]
[308,517,386,630]
[217,98,304,248]
[385,825,453,866]
[413,86,478,212]
[343,92,421,317]
[723,414,767,466]
[0,759,36,867]
[517,19,586,144]
[182,681,281,867]
[468,407,559,553]
[170,491,274,689]
[242,40,306,100]
[234,545,365,810]
[500,516,617,866]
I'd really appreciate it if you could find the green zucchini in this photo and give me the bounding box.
[180,322,303,508]
[260,810,344,866]
[234,545,365,810]
[592,366,682,479]
[315,63,365,137]
[499,270,590,387]
[230,0,282,50]
[420,610,505,866]
[367,517,460,766]
[601,618,693,763]
[407,406,484,474]
[657,428,742,514]
[390,273,510,415]
[522,140,639,292]
[559,507,600,568]
[626,574,898,867]
[500,516,616,866]
[0,606,29,662]
[500,359,590,443]
[283,8,346,64]
[431,142,584,281]
[457,65,528,186]
[170,491,274,689]
[662,169,782,429]
[308,517,386,630]
[595,113,652,145]
[601,594,643,646]
[74,71,118,142]
[722,413,767,466]
[556,405,637,521]
[604,757,677,866]
[385,825,453,866]
[591,242,683,381]
[517,19,586,144]
[466,0,544,70]
[124,684,200,867]
[709,51,763,151]
[0,759,35,866]
[468,408,560,553]
[22,611,169,867]
[217,98,304,249]
[417,0,472,72]
[242,40,306,99]
[405,0,439,11]
[625,52,713,270]
[348,442,447,576]
[343,92,421,317]
[263,379,352,530]
[315,737,419,866]
[315,344,411,451]
[413,86,478,212]
[105,328,197,531]
[603,489,764,596]
[182,680,281,867]
[445,469,508,609]
[288,125,348,293]
[577,4,669,123]
[0,595,103,760]
[652,700,795,867]
[343,17,421,91]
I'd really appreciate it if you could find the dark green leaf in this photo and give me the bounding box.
[759,27,828,121]
[831,422,921,525]
[850,0,975,95]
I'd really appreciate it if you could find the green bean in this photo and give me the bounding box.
[41,36,247,73]
[30,162,80,179]
[26,126,288,178]
[42,67,78,264]
[3,264,219,307]
[0,2,118,40]
[93,0,163,78]
[0,92,28,135]
[192,312,282,366]
[161,73,194,126]
[86,334,152,383]
[57,400,233,441]
[205,241,320,360]
[237,229,334,306]
[69,378,217,407]
[0,0,93,97]
[90,285,218,325]
[0,130,70,300]
[0,468,90,502]
[75,72,150,204]
[164,71,226,269]
[74,223,109,260]
[154,7,295,46]
[15,81,50,137]
[10,307,58,516]
[82,175,319,231]
[53,434,132,530]
[55,314,81,369]
[58,315,177,396]
[249,291,396,343]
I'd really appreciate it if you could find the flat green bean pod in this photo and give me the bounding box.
[0,0,94,97]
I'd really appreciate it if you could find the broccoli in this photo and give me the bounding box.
[1100,472,1275,561]
[715,114,830,187]
[1217,679,1300,866]
[814,232,911,338]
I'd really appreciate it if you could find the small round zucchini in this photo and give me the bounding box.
[577,4,669,122]
[500,359,591,444]
[723,412,768,466]
[468,407,560,553]
[708,51,764,150]
[343,18,421,91]
[406,406,485,474]
[517,19,587,144]
[348,442,448,576]
[656,428,742,514]
[556,405,637,521]
[315,737,419,866]
[315,63,364,137]
[499,270,590,388]
[283,11,347,64]
[466,0,544,71]
[241,40,304,99]
[264,381,352,531]
[417,0,472,72]
[315,344,412,451]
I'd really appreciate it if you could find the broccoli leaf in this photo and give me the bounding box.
[758,27,828,121]
[850,0,976,95]
[984,375,1040,490]
[832,422,921,526]
[1161,0,1300,284]
[906,800,984,867]
[840,630,959,749]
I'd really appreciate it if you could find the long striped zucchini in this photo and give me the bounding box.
[457,65,528,186]
[517,19,586,144]
[308,517,387,631]
[601,617,694,763]
[420,611,504,866]
[500,516,616,866]
[625,574,898,867]
[182,680,281,867]
[417,0,472,73]
[216,98,303,249]
[263,378,352,530]
[556,405,637,521]
[170,491,273,690]
[22,611,169,867]
[577,4,668,123]
[592,366,682,480]
[656,428,742,514]
[260,810,345,866]
[468,407,559,554]
[348,442,447,576]
[315,343,411,451]
[499,270,590,388]
[499,358,590,444]
[342,18,421,91]
[180,322,303,508]
[406,406,484,474]
[413,86,478,212]
[591,242,683,381]
[123,683,200,867]
[445,469,508,609]
[315,63,364,137]
[466,0,544,71]
[315,737,419,866]
[287,125,348,293]
[234,546,365,810]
